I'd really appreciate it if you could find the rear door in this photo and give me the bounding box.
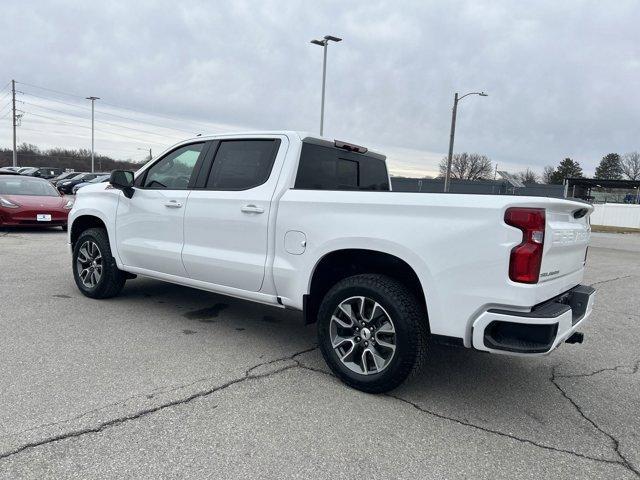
[181,137,285,291]
[115,142,208,277]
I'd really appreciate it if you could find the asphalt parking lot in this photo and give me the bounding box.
[0,229,638,479]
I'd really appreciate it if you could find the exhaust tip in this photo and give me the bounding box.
[566,332,584,344]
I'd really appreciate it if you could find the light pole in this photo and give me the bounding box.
[310,35,342,136]
[86,96,100,173]
[137,147,152,162]
[443,91,488,193]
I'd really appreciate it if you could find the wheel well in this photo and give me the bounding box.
[304,249,427,324]
[71,215,107,247]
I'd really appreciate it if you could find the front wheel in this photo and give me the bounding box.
[72,227,126,299]
[317,274,428,393]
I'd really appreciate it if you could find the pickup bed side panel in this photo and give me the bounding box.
[273,191,590,344]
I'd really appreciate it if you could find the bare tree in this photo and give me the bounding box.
[438,153,493,180]
[621,151,640,180]
[542,165,555,184]
[516,168,540,184]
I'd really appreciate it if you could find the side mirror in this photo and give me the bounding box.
[109,170,135,198]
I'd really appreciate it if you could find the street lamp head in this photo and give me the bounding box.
[324,35,342,42]
[86,96,100,100]
[479,92,488,97]
[310,39,326,46]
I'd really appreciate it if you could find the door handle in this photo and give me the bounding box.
[164,200,183,208]
[241,204,264,214]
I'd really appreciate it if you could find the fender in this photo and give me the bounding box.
[69,185,123,268]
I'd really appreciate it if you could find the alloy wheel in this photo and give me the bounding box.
[76,240,103,288]
[329,296,397,375]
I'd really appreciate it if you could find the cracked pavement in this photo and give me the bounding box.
[0,229,639,479]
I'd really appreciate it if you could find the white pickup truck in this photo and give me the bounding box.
[69,131,595,392]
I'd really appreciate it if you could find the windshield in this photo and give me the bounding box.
[0,177,61,197]
[55,172,77,181]
[66,174,86,181]
[90,175,109,183]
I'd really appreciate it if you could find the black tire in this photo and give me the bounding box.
[317,274,428,393]
[61,224,68,232]
[72,227,126,299]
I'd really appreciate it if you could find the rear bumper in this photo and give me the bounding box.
[471,285,595,355]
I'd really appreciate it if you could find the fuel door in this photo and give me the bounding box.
[284,231,307,255]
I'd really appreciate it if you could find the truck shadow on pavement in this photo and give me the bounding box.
[118,277,575,413]
[113,277,639,475]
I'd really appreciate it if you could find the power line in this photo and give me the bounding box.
[14,126,149,153]
[18,90,197,134]
[18,109,173,146]
[0,100,15,114]
[16,79,216,130]
[98,99,215,130]
[15,80,85,100]
[20,100,187,141]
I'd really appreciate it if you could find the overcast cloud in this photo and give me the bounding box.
[1,0,639,176]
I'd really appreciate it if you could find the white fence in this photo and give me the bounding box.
[590,203,640,229]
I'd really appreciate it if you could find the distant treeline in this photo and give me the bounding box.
[0,143,143,172]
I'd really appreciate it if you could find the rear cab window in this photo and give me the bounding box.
[294,139,390,191]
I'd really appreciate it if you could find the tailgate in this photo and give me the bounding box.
[540,201,591,283]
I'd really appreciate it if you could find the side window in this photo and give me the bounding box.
[294,143,390,191]
[205,140,279,190]
[143,143,204,189]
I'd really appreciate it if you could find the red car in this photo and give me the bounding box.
[0,175,74,230]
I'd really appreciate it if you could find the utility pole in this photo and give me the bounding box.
[310,35,342,136]
[443,91,488,193]
[320,44,327,136]
[137,147,152,161]
[11,80,17,167]
[444,93,458,193]
[86,96,100,172]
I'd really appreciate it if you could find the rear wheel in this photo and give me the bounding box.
[72,228,126,299]
[317,274,428,393]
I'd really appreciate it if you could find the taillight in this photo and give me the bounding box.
[505,208,546,283]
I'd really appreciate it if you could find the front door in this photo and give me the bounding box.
[182,138,284,291]
[115,142,206,277]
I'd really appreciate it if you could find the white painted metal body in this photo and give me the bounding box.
[70,131,594,351]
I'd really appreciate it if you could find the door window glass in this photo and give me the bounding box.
[143,143,204,189]
[205,140,278,190]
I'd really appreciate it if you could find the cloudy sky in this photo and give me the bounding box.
[1,0,638,176]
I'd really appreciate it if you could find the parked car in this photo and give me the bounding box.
[69,132,595,393]
[0,175,73,230]
[33,167,65,179]
[51,171,81,186]
[0,166,21,173]
[72,174,110,194]
[17,167,39,176]
[57,173,103,194]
